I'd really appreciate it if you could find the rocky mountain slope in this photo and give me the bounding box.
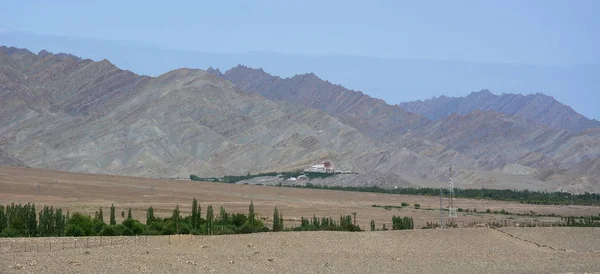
[1,46,598,192]
[221,65,429,141]
[0,149,26,167]
[0,46,385,178]
[217,64,600,192]
[400,90,600,132]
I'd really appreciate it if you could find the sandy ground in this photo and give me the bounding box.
[0,228,599,273]
[0,167,599,229]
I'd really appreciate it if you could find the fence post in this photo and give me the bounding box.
[50,241,52,252]
[25,241,27,252]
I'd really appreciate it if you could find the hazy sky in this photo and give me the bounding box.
[2,0,598,65]
[1,1,599,120]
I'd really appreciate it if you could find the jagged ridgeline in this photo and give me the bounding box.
[1,46,599,192]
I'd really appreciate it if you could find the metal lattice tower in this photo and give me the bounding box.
[448,166,458,223]
[439,188,445,228]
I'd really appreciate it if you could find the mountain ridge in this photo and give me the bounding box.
[218,64,600,192]
[1,46,599,192]
[400,90,600,132]
[221,65,430,141]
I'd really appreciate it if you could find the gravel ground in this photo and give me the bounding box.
[498,227,600,252]
[1,228,599,274]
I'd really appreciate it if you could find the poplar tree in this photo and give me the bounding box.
[191,198,198,229]
[127,208,132,220]
[196,204,202,230]
[110,204,116,225]
[280,212,284,231]
[28,203,37,237]
[98,207,104,224]
[172,205,180,233]
[248,201,255,227]
[206,205,214,235]
[219,206,227,231]
[146,206,155,226]
[55,208,65,236]
[272,207,284,232]
[0,205,6,233]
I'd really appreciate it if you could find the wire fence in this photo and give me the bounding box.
[0,234,198,253]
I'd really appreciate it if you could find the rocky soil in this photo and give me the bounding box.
[1,228,599,273]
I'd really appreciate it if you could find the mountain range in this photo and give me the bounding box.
[400,90,600,132]
[1,46,598,192]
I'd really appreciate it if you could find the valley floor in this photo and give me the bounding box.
[0,167,599,229]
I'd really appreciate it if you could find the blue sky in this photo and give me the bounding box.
[2,0,598,65]
[1,0,599,119]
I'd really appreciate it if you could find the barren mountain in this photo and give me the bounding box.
[1,46,598,192]
[218,65,599,191]
[221,65,429,141]
[0,46,384,178]
[400,90,600,132]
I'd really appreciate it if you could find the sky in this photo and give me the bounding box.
[1,0,599,119]
[2,0,599,65]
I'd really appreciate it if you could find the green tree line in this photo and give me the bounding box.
[191,170,336,184]
[290,184,600,206]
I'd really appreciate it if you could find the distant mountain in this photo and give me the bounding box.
[0,46,392,178]
[221,65,429,141]
[1,46,599,192]
[4,30,599,122]
[218,64,600,192]
[400,90,600,132]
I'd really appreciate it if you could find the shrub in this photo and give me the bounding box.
[99,226,117,236]
[401,202,409,207]
[121,228,134,236]
[414,204,420,209]
[65,224,85,236]
[0,228,22,237]
[113,224,127,235]
[458,208,464,212]
[148,222,164,234]
[67,212,93,236]
[122,219,145,235]
[178,226,191,234]
[486,209,491,213]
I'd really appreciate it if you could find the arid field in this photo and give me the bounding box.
[1,228,600,273]
[1,167,599,229]
[1,167,600,273]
